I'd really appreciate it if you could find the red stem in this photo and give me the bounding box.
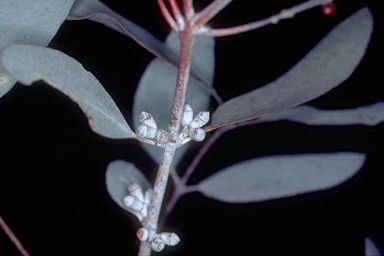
[168,0,185,29]
[157,0,179,32]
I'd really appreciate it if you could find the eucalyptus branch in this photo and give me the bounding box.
[140,2,324,252]
[138,24,195,255]
[195,0,333,37]
[0,1,376,256]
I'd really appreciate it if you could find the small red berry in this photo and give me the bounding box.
[321,2,336,17]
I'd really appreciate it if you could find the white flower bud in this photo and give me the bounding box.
[182,104,194,126]
[123,195,144,212]
[140,205,148,220]
[136,228,156,241]
[151,238,165,252]
[189,128,206,142]
[178,126,189,140]
[137,228,149,241]
[136,124,157,139]
[135,124,148,138]
[123,195,135,207]
[190,111,210,128]
[155,129,170,144]
[160,232,180,246]
[128,182,144,202]
[139,111,157,128]
[145,125,158,139]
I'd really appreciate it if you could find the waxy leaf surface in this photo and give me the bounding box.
[1,44,135,139]
[197,152,365,203]
[0,0,74,97]
[68,0,211,85]
[259,102,384,126]
[106,160,151,211]
[209,8,373,129]
[133,32,214,164]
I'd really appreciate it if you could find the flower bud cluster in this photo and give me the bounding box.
[124,183,180,252]
[178,103,210,146]
[136,227,180,252]
[135,111,170,144]
[123,182,152,223]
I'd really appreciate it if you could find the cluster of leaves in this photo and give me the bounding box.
[0,1,383,255]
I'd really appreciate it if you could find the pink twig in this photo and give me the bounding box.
[195,0,332,37]
[0,216,30,256]
[157,0,180,33]
[182,0,195,20]
[168,0,185,30]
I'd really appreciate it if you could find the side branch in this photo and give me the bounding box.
[195,0,333,37]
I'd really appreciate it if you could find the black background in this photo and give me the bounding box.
[1,1,383,255]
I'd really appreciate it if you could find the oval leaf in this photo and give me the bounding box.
[259,102,384,126]
[68,0,211,86]
[133,32,214,164]
[208,8,373,130]
[0,0,75,97]
[197,152,365,203]
[105,160,151,211]
[1,44,135,139]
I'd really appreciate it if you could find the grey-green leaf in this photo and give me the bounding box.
[133,32,214,164]
[197,152,365,203]
[259,102,384,126]
[0,0,75,97]
[1,44,135,139]
[105,160,151,211]
[209,8,373,130]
